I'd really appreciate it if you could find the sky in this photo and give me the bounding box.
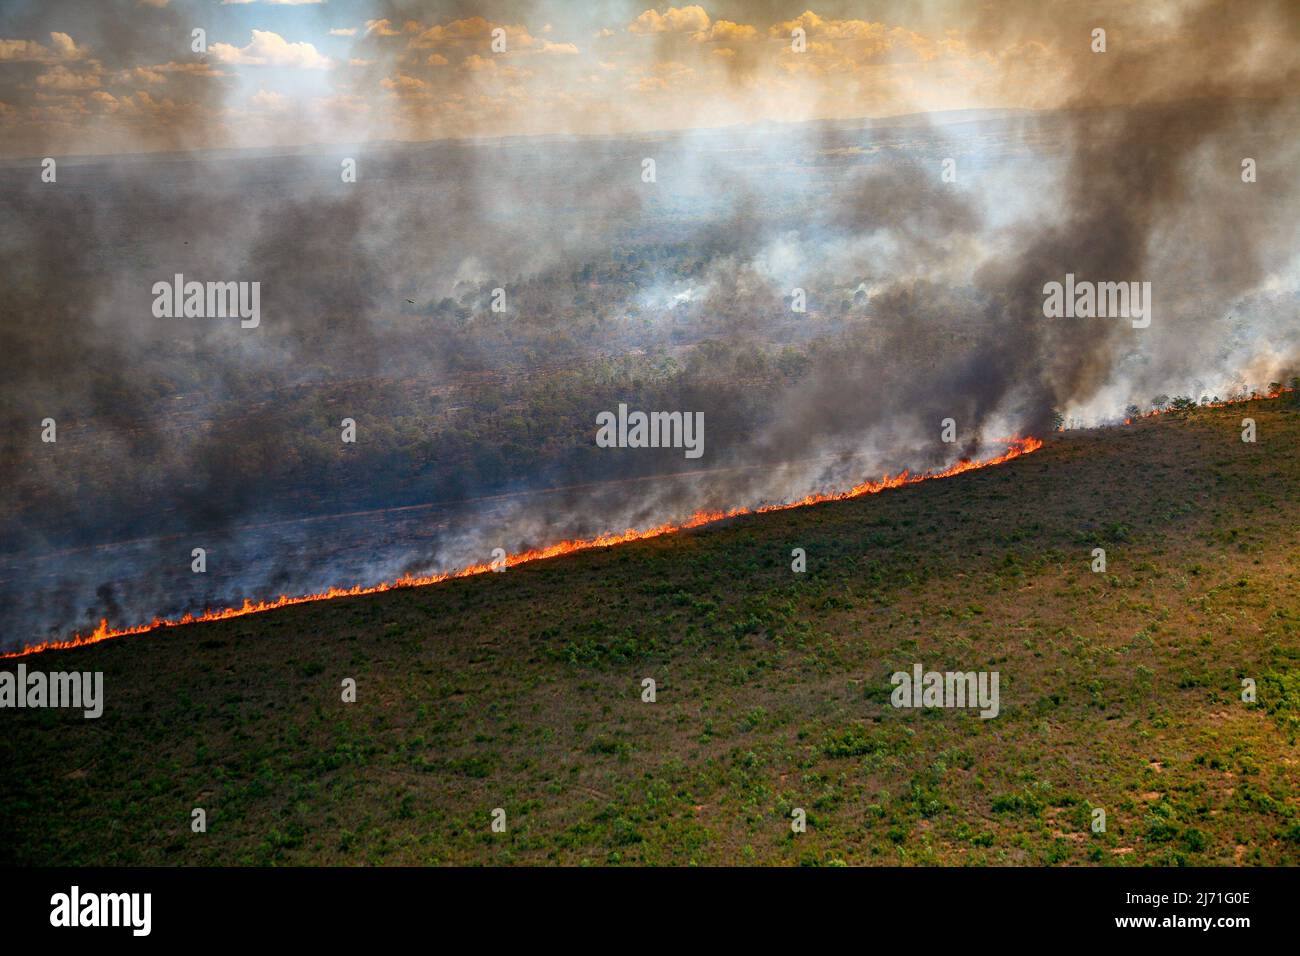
[0,0,1268,158]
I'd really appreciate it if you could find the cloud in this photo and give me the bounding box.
[7,0,1287,168]
[628,6,711,35]
[209,30,333,69]
[767,13,937,65]
[0,31,84,63]
[406,17,540,52]
[35,65,102,91]
[0,39,51,62]
[365,19,401,38]
[49,32,81,57]
[128,67,165,83]
[249,89,288,110]
[382,73,429,93]
[109,58,227,86]
[769,12,892,47]
[694,20,758,44]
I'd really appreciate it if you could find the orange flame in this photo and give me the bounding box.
[1122,386,1291,425]
[4,437,1046,659]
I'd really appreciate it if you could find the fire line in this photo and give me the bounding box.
[7,435,1043,659]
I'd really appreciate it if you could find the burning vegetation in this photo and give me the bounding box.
[5,436,1044,658]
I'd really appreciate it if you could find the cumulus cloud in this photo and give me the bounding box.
[628,5,711,35]
[124,60,226,81]
[4,0,1286,166]
[209,30,333,69]
[0,31,84,63]
[405,17,541,52]
[693,20,758,44]
[249,88,288,110]
[382,73,429,94]
[365,19,401,38]
[35,66,102,90]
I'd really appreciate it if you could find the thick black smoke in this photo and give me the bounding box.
[1,1,1297,649]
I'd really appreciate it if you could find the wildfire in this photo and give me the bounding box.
[4,437,1048,659]
[1122,386,1291,425]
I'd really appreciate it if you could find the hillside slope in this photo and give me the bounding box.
[3,398,1298,866]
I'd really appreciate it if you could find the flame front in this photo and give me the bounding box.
[5,436,1047,658]
[1121,386,1290,425]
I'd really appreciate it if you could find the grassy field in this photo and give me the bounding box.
[3,397,1298,866]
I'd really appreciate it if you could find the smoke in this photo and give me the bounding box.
[963,2,1295,417]
[1,1,1298,649]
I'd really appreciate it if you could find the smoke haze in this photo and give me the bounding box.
[1,1,1297,649]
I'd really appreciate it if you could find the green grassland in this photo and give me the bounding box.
[3,397,1298,866]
